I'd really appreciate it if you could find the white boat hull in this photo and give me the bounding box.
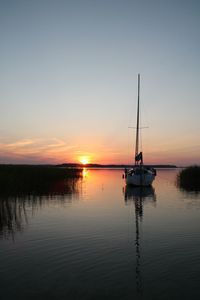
[126,173,155,186]
[125,167,156,186]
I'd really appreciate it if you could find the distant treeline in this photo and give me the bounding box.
[58,163,177,169]
[0,165,82,196]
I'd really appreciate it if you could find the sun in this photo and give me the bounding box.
[79,156,90,165]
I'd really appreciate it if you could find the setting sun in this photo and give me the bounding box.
[79,156,90,165]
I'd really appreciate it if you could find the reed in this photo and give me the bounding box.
[0,165,83,237]
[0,165,82,196]
[177,165,200,192]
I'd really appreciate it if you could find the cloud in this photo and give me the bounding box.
[0,138,78,163]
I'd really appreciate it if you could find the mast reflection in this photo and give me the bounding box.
[124,186,156,295]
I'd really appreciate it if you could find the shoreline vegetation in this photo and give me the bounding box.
[0,165,83,239]
[0,165,82,196]
[177,165,200,192]
[0,165,83,237]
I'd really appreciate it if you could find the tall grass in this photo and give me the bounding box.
[0,165,82,196]
[0,165,83,238]
[177,166,200,192]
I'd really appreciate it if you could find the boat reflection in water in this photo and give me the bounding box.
[124,185,156,295]
[0,176,82,240]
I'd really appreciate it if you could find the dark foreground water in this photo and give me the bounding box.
[0,169,200,300]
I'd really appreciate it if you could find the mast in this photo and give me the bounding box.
[135,74,140,165]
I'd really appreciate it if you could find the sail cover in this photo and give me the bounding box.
[135,152,143,162]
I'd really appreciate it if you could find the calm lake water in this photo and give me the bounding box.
[1,169,200,300]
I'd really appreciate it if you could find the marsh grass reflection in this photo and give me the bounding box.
[0,197,28,239]
[0,166,83,239]
[124,186,156,295]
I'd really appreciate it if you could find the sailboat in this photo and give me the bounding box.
[124,74,156,186]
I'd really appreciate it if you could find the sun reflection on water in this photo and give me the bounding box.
[82,168,89,178]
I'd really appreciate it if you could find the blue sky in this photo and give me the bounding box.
[0,0,200,165]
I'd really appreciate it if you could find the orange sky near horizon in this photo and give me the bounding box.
[0,135,199,166]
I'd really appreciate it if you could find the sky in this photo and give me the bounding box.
[0,0,200,166]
